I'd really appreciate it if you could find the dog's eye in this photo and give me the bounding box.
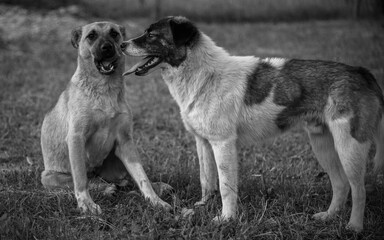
[87,32,97,40]
[147,33,156,39]
[110,31,119,38]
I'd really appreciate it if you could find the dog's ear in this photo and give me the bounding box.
[71,27,82,49]
[169,17,199,47]
[119,25,126,39]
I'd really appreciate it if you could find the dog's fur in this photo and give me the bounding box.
[121,16,384,232]
[41,22,171,214]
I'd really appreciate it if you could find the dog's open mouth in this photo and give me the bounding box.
[123,56,162,76]
[95,59,118,75]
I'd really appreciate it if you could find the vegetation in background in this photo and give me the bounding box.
[1,0,383,22]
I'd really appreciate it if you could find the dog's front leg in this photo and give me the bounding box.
[67,131,101,214]
[210,137,238,221]
[115,138,171,210]
[194,136,218,206]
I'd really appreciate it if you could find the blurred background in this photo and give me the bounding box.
[2,0,384,22]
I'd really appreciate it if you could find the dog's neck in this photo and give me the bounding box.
[72,57,125,98]
[161,33,254,110]
[160,33,228,106]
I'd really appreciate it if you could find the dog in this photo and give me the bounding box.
[121,16,384,231]
[120,16,384,232]
[40,22,171,214]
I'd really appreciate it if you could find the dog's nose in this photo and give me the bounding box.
[100,42,115,58]
[120,42,127,50]
[101,42,113,52]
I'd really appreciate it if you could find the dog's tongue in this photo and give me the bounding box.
[123,58,148,76]
[102,61,112,68]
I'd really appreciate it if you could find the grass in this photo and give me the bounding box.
[1,4,384,239]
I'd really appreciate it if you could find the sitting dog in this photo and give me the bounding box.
[41,22,171,214]
[121,16,384,232]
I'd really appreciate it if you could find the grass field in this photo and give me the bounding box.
[1,4,384,239]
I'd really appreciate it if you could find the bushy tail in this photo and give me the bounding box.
[374,115,384,174]
[373,71,384,174]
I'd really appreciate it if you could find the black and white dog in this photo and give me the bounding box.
[122,16,384,232]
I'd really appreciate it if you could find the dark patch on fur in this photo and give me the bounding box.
[355,67,384,108]
[130,16,201,68]
[169,17,200,48]
[270,59,383,141]
[244,62,274,105]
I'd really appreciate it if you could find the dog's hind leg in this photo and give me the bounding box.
[328,117,371,233]
[306,123,350,221]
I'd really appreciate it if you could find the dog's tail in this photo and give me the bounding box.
[374,115,384,174]
[359,67,384,174]
[370,69,384,174]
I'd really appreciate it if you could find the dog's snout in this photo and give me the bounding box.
[101,42,113,52]
[100,42,115,58]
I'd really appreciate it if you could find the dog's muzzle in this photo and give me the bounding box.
[121,41,163,76]
[95,42,119,75]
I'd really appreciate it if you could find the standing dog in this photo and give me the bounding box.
[41,22,171,214]
[121,16,384,232]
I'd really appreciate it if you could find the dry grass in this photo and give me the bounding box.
[1,4,384,239]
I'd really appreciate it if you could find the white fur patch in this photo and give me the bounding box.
[238,90,286,145]
[262,58,287,70]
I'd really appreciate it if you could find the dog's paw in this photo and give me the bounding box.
[78,198,102,215]
[194,192,217,207]
[194,200,207,207]
[212,215,231,224]
[312,211,333,221]
[346,221,363,233]
[151,198,172,211]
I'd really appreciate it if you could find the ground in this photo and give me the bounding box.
[0,5,384,240]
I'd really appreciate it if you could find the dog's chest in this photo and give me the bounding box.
[85,112,129,169]
[181,94,286,143]
[181,102,239,141]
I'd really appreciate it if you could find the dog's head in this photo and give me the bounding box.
[72,22,126,75]
[121,16,200,76]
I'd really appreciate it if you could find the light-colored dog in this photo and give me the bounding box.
[41,22,171,214]
[121,16,384,232]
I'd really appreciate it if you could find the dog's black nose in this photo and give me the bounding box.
[100,42,115,58]
[101,42,113,52]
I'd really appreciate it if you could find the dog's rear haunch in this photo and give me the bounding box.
[121,16,384,232]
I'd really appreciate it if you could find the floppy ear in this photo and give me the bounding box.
[169,17,199,47]
[71,27,82,49]
[119,25,126,39]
